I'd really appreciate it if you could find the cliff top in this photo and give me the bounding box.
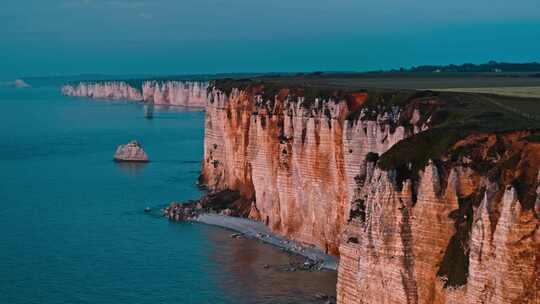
[63,63,540,92]
[212,71,540,91]
[63,73,261,91]
[211,77,540,180]
[377,92,540,171]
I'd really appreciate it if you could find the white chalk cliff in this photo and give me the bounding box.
[62,81,209,108]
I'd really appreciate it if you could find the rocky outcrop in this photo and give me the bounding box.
[113,140,149,162]
[199,81,539,304]
[62,81,208,108]
[337,132,540,304]
[162,190,250,221]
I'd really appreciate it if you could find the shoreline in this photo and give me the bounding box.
[193,213,338,271]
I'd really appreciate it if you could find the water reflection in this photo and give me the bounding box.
[140,104,203,120]
[201,226,337,304]
[144,104,154,119]
[153,105,204,113]
[115,161,148,176]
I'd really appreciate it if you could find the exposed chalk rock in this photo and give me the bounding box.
[248,202,261,221]
[113,140,149,162]
[337,133,540,304]
[199,86,428,256]
[62,81,209,108]
[142,81,209,107]
[62,81,143,100]
[199,83,539,304]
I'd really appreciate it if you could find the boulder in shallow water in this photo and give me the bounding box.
[113,140,149,162]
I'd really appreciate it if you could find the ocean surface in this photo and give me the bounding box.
[0,81,336,304]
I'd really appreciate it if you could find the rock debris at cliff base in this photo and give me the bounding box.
[160,190,338,270]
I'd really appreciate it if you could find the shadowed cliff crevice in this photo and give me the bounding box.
[436,191,482,288]
[340,129,540,304]
[200,82,432,258]
[399,197,419,304]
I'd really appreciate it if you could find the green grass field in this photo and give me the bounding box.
[436,87,540,99]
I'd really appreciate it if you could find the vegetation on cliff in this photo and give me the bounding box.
[212,78,352,108]
[377,93,540,171]
[211,77,540,216]
[211,78,540,175]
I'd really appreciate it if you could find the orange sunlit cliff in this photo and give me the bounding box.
[199,81,539,304]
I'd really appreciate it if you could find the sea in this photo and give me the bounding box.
[0,79,337,304]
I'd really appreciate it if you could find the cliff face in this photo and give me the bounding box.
[200,82,539,304]
[62,81,143,100]
[200,87,430,255]
[62,81,208,108]
[338,132,540,304]
[141,81,208,108]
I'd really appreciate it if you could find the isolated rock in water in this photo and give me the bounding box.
[14,79,30,88]
[113,141,149,162]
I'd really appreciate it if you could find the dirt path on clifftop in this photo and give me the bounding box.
[195,214,338,271]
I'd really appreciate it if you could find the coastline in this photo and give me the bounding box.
[193,214,338,271]
[69,95,206,111]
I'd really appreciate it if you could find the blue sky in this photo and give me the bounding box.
[1,0,540,77]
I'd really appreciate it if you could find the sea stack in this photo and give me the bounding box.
[113,140,149,162]
[14,79,30,88]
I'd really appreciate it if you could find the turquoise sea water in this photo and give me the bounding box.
[0,82,336,304]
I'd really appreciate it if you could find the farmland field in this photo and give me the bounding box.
[435,87,540,99]
[257,72,540,90]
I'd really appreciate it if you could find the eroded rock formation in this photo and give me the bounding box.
[338,132,540,304]
[199,81,539,304]
[142,81,208,107]
[199,85,435,255]
[113,140,149,162]
[62,81,208,108]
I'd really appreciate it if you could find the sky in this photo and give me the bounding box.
[1,0,540,78]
